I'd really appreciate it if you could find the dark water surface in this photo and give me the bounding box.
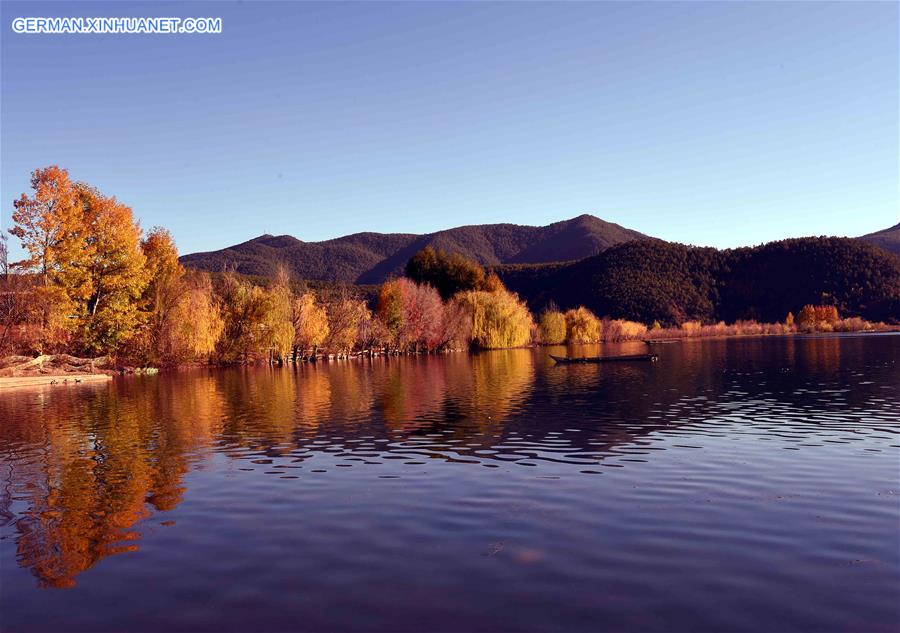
[1,335,898,632]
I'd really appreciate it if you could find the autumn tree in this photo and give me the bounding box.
[356,303,390,352]
[10,166,84,284]
[796,304,840,332]
[291,292,329,359]
[157,272,223,363]
[9,167,85,344]
[7,166,227,361]
[376,278,445,352]
[132,227,185,362]
[326,289,370,354]
[455,288,533,349]
[565,307,602,343]
[436,299,473,349]
[404,281,444,352]
[73,184,149,353]
[216,274,279,362]
[264,269,296,363]
[538,309,566,344]
[142,228,183,322]
[377,279,406,347]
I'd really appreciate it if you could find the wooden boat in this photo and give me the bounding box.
[550,353,658,364]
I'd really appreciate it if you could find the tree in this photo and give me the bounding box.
[216,273,278,362]
[376,278,446,352]
[74,184,149,353]
[405,247,487,300]
[159,272,223,363]
[9,166,84,284]
[9,167,84,343]
[326,292,370,354]
[404,280,444,352]
[796,304,840,332]
[565,307,601,343]
[377,279,406,346]
[435,299,472,350]
[539,310,566,344]
[138,227,185,361]
[291,292,329,358]
[142,228,183,317]
[454,288,533,349]
[264,269,296,363]
[355,303,389,352]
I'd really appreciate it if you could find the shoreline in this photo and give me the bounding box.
[2,329,897,387]
[0,373,112,389]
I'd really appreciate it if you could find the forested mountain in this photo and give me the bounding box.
[859,223,900,255]
[497,237,900,325]
[180,214,649,283]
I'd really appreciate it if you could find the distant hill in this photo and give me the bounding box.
[859,223,900,255]
[181,214,650,283]
[497,237,900,325]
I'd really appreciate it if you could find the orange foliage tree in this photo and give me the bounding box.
[564,307,602,343]
[291,292,330,359]
[10,166,84,285]
[796,305,840,332]
[73,184,149,353]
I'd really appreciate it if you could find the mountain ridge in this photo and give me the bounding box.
[859,223,900,255]
[180,214,650,283]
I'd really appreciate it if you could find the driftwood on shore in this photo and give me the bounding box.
[0,354,112,378]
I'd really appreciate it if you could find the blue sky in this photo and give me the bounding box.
[2,1,897,260]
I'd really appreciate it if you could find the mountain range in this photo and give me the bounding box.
[181,214,900,283]
[179,215,649,283]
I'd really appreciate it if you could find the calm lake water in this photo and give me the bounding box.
[1,335,898,632]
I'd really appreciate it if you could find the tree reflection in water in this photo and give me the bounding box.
[0,335,890,589]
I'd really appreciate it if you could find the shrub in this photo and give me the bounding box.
[455,289,533,349]
[680,320,702,336]
[604,318,647,341]
[565,307,601,343]
[538,310,566,344]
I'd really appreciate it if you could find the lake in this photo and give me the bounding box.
[1,335,898,632]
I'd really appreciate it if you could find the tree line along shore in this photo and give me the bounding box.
[1,166,896,373]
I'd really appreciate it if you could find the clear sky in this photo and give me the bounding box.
[1,1,897,261]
